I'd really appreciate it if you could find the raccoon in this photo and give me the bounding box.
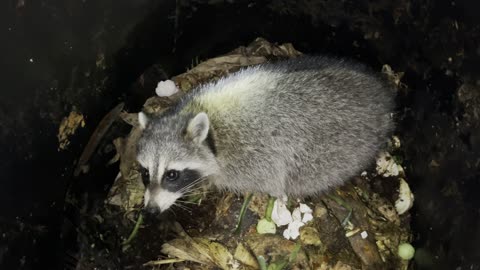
[136,56,395,214]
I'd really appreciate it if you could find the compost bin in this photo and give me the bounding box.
[1,1,479,269]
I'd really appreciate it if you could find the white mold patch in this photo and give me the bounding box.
[270,199,314,240]
[155,80,179,97]
[395,178,414,215]
[271,199,292,226]
[376,152,404,177]
[282,220,304,240]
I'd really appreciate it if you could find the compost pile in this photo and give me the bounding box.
[73,38,413,270]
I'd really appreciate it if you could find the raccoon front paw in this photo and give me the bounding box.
[155,80,179,97]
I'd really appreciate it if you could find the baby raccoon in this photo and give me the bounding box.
[136,56,395,214]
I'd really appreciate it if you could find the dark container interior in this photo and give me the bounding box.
[1,0,479,269]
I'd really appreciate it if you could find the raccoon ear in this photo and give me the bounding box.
[187,112,209,144]
[138,112,149,129]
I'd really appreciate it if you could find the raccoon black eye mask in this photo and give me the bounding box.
[136,55,395,214]
[139,167,201,193]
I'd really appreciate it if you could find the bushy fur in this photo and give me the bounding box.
[137,56,395,202]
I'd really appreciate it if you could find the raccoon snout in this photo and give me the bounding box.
[143,201,161,218]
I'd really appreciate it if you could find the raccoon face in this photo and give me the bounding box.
[136,112,218,214]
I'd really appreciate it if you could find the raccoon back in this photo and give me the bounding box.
[176,56,395,196]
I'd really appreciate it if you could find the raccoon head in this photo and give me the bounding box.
[136,111,218,215]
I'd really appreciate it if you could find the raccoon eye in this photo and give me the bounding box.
[164,170,180,182]
[139,167,150,186]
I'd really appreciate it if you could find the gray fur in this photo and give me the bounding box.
[137,56,395,210]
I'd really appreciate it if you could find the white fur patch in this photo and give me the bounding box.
[154,189,182,212]
[168,160,218,178]
[144,189,150,207]
[156,160,166,184]
[138,112,148,129]
[168,161,205,171]
[197,69,278,111]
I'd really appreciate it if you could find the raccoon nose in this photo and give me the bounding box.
[143,202,161,218]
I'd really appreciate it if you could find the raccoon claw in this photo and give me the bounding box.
[155,80,179,97]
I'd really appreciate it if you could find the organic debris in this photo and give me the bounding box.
[381,64,406,89]
[76,38,413,269]
[73,102,124,176]
[57,110,85,151]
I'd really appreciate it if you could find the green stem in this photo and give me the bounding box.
[265,196,276,221]
[257,256,268,270]
[289,242,302,263]
[235,193,253,234]
[122,213,143,246]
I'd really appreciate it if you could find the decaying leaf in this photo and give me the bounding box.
[106,125,145,212]
[172,37,302,93]
[299,226,322,246]
[234,243,259,269]
[382,64,406,88]
[245,234,308,266]
[161,224,237,269]
[57,110,85,151]
[322,188,383,268]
